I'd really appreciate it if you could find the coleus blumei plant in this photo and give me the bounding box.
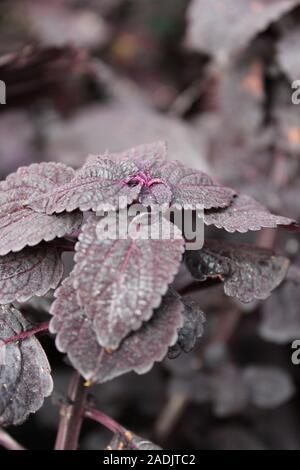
[0,141,298,450]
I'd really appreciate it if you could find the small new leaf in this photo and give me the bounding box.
[185,240,290,302]
[50,277,183,383]
[0,243,64,304]
[0,305,53,427]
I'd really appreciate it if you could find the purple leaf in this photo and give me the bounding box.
[134,159,236,209]
[168,298,205,359]
[50,277,183,383]
[73,213,184,349]
[185,239,290,302]
[29,142,235,212]
[260,281,300,343]
[29,158,141,214]
[28,142,167,213]
[0,162,82,255]
[107,432,161,450]
[204,194,296,233]
[186,0,300,64]
[0,243,64,304]
[0,305,53,427]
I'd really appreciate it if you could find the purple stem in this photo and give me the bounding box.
[3,322,49,346]
[84,406,138,450]
[55,372,87,450]
[0,428,25,450]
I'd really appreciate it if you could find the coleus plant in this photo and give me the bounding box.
[0,141,297,450]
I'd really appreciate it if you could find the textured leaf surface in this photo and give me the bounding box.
[29,142,167,213]
[107,432,161,450]
[29,142,235,212]
[50,277,183,383]
[243,366,295,409]
[135,159,236,209]
[0,162,82,255]
[0,243,63,304]
[204,194,296,233]
[0,305,53,426]
[168,298,205,359]
[29,158,141,214]
[186,0,300,64]
[260,282,300,343]
[73,214,184,349]
[185,240,290,302]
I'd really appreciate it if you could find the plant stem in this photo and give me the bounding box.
[0,428,25,450]
[84,406,126,435]
[3,322,49,346]
[55,372,87,450]
[84,406,139,449]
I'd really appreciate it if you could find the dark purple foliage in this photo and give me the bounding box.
[185,239,290,302]
[204,194,297,233]
[28,142,236,213]
[0,243,64,304]
[0,162,82,255]
[50,277,183,383]
[73,212,184,349]
[0,140,295,448]
[0,305,53,426]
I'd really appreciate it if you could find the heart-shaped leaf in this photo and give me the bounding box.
[73,213,184,349]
